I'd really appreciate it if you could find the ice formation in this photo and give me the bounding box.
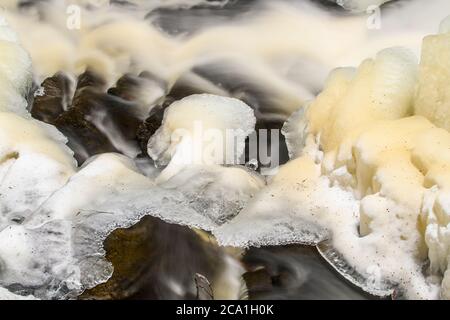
[0,287,36,300]
[148,94,256,181]
[0,17,260,299]
[0,17,76,227]
[2,0,450,301]
[159,165,264,226]
[415,31,450,132]
[216,36,450,299]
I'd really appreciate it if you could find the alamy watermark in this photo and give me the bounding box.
[366,5,382,30]
[66,2,383,30]
[66,0,108,30]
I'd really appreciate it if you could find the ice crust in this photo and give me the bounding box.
[215,39,450,299]
[148,94,256,182]
[0,153,262,299]
[0,20,261,299]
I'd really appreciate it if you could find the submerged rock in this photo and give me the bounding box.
[108,72,166,106]
[31,70,167,163]
[242,245,371,300]
[81,216,242,300]
[31,72,72,123]
[55,108,118,164]
[136,98,172,156]
[74,69,107,92]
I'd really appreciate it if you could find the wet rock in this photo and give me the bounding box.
[31,70,166,164]
[32,69,287,168]
[31,72,72,123]
[81,216,235,300]
[74,69,106,92]
[242,268,273,293]
[108,72,166,106]
[71,86,144,158]
[80,216,156,300]
[54,108,118,164]
[107,74,146,101]
[136,99,172,155]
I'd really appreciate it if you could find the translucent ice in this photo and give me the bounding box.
[0,20,76,227]
[0,39,257,299]
[159,165,265,226]
[0,152,254,299]
[148,94,256,182]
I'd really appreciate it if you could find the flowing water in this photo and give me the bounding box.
[2,0,450,300]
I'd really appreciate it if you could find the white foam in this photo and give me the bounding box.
[216,43,450,299]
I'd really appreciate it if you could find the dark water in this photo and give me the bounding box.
[243,245,372,300]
